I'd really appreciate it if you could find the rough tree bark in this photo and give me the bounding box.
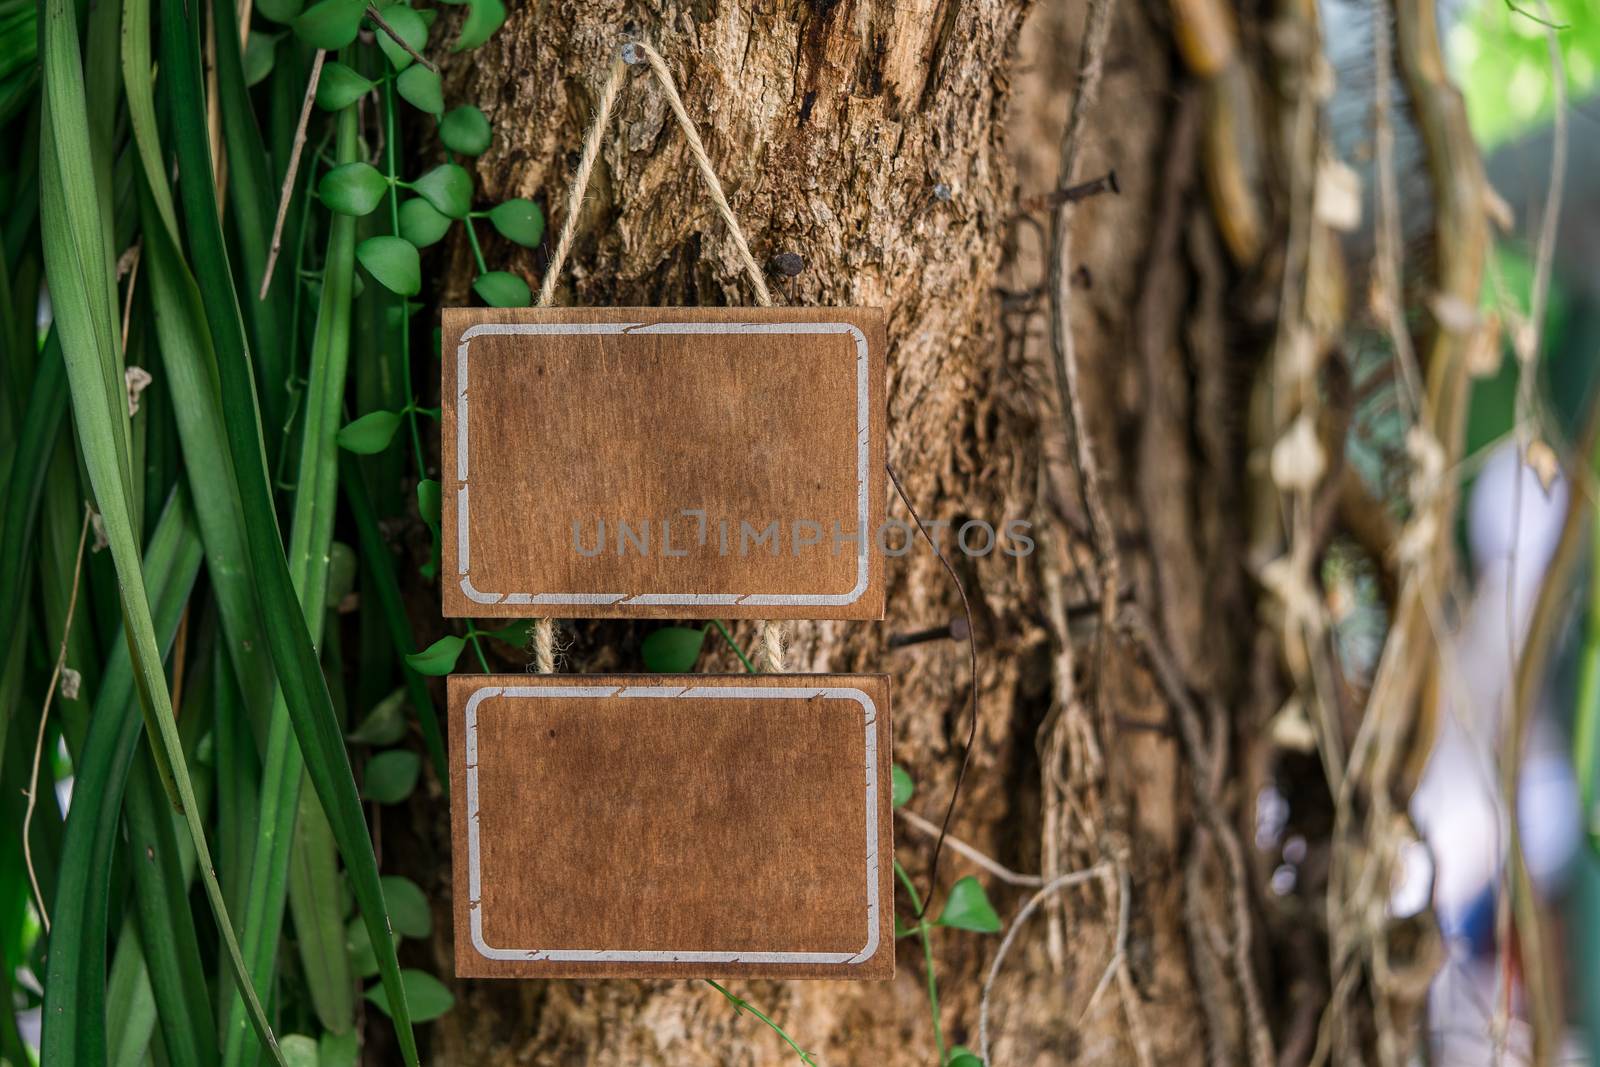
[380,0,1434,1062]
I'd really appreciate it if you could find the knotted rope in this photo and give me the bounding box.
[529,39,784,672]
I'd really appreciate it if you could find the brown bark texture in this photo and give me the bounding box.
[381,0,1443,1061]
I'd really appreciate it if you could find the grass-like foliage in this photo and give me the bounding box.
[3,0,519,1062]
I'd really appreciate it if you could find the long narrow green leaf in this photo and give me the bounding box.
[125,747,218,1067]
[156,9,418,1060]
[341,453,447,787]
[126,0,278,740]
[106,635,216,1067]
[211,0,292,447]
[225,94,360,1067]
[286,770,355,1034]
[288,553,359,1034]
[139,187,279,714]
[215,646,262,919]
[39,0,284,1060]
[105,926,158,1067]
[120,0,178,237]
[41,490,204,1066]
[0,333,66,738]
[37,420,101,756]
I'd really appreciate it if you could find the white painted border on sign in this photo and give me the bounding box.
[453,321,871,607]
[463,684,881,965]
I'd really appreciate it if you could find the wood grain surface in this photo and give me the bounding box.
[441,307,886,619]
[449,673,894,979]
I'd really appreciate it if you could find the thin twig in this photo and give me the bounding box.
[260,48,326,301]
[1102,860,1155,1067]
[1047,0,1121,636]
[206,0,226,203]
[1497,4,1568,1059]
[887,460,980,919]
[978,863,1112,1064]
[1123,605,1274,1067]
[24,504,93,934]
[896,807,1044,887]
[365,5,437,71]
[119,242,143,354]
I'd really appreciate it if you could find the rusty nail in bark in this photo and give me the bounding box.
[1062,170,1118,202]
[888,617,971,649]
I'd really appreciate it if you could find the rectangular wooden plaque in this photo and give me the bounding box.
[449,673,894,979]
[441,307,886,620]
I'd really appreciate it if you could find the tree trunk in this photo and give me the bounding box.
[384,0,1460,1061]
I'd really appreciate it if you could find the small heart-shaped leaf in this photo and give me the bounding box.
[417,478,441,579]
[396,64,444,115]
[488,198,544,247]
[398,197,452,247]
[405,634,463,676]
[315,61,374,110]
[319,1031,360,1067]
[344,916,380,977]
[362,750,421,804]
[244,32,281,87]
[319,162,388,216]
[481,620,534,646]
[948,1051,985,1067]
[439,105,492,156]
[935,876,1002,934]
[411,163,472,217]
[452,0,505,50]
[257,0,304,23]
[892,764,914,808]
[365,969,454,1022]
[374,4,429,68]
[280,1035,320,1067]
[292,0,366,48]
[337,409,403,454]
[472,271,530,308]
[380,875,433,938]
[641,626,706,673]
[349,688,409,745]
[356,235,421,296]
[417,479,441,528]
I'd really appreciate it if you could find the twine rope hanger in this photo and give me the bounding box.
[528,39,783,673]
[529,38,981,939]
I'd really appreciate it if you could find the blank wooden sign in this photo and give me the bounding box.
[441,307,886,620]
[449,673,894,979]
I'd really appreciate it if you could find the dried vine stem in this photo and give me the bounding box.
[24,504,92,933]
[1499,7,1570,1051]
[896,807,1044,888]
[978,863,1113,1064]
[887,460,978,916]
[259,49,326,299]
[1318,0,1490,1060]
[1036,0,1118,989]
[1046,0,1120,634]
[1123,606,1273,1067]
